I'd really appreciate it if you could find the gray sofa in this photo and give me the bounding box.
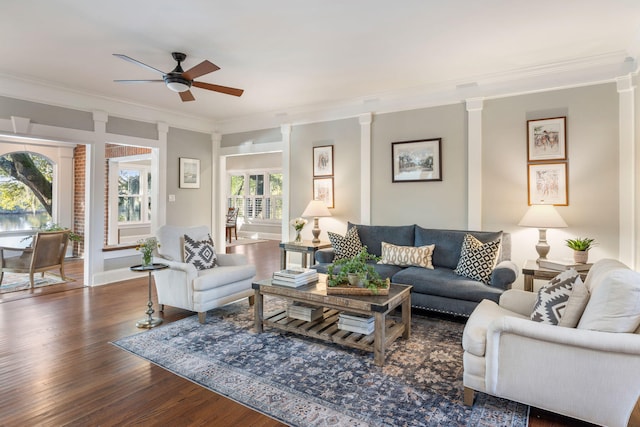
[312,223,518,317]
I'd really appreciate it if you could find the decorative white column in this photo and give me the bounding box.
[617,75,636,268]
[155,122,168,231]
[281,124,292,242]
[211,131,223,247]
[466,98,484,231]
[86,110,108,286]
[359,113,372,225]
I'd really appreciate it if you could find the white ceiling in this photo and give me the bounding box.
[1,0,639,132]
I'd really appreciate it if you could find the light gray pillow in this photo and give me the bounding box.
[577,268,640,332]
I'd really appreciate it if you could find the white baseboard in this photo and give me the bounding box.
[91,267,140,286]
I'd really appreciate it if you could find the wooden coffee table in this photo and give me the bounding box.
[252,277,412,366]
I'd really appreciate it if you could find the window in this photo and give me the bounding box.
[228,171,282,221]
[118,166,151,224]
[0,152,53,236]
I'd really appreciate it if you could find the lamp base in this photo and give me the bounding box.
[535,228,550,263]
[311,217,321,243]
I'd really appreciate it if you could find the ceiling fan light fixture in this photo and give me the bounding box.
[164,75,192,93]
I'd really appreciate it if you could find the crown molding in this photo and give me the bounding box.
[0,73,218,134]
[0,49,636,137]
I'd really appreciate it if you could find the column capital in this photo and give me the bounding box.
[359,112,372,126]
[92,110,108,123]
[466,98,484,112]
[616,75,635,93]
[157,121,169,134]
[280,123,291,137]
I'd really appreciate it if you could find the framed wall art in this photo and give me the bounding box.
[392,138,442,182]
[179,157,200,189]
[313,177,334,208]
[313,145,334,177]
[528,163,568,206]
[527,117,566,162]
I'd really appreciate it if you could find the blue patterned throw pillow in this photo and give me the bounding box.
[183,234,217,270]
[328,227,363,260]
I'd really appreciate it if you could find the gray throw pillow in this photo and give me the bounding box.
[183,233,217,270]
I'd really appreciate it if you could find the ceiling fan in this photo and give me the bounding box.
[113,52,244,102]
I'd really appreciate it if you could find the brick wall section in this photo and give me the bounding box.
[73,145,85,257]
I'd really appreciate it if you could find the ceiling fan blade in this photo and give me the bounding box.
[113,54,166,75]
[179,90,196,102]
[183,60,220,80]
[192,81,244,97]
[114,79,164,84]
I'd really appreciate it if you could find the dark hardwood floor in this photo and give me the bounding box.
[0,240,598,426]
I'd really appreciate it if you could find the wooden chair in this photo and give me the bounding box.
[225,207,239,243]
[0,230,70,288]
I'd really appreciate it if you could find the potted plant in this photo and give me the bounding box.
[22,222,83,246]
[565,237,596,264]
[326,247,389,293]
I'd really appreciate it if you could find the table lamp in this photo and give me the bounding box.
[301,200,332,243]
[518,204,568,262]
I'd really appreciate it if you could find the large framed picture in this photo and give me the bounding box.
[527,117,567,161]
[179,157,200,189]
[313,145,334,177]
[528,163,568,206]
[392,138,442,182]
[313,177,334,208]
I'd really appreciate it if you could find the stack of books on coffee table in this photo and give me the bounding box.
[338,313,375,335]
[271,268,318,287]
[538,259,592,272]
[286,302,324,321]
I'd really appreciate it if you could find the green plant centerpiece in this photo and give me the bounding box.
[326,247,389,293]
[565,237,596,264]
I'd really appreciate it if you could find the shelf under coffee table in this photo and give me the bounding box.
[252,277,412,366]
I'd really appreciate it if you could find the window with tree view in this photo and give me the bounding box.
[0,152,53,232]
[228,172,282,221]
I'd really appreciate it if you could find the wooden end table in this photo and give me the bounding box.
[279,240,331,269]
[253,277,412,366]
[522,259,591,292]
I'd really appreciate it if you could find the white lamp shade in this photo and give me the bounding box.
[518,204,568,228]
[301,200,331,218]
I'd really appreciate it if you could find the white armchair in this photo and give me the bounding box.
[462,259,640,427]
[154,225,256,324]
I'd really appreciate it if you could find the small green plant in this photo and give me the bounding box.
[327,247,389,292]
[565,237,596,251]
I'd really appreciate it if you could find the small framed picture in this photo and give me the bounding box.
[179,157,200,189]
[392,138,442,182]
[313,177,334,208]
[528,163,568,206]
[527,117,567,161]
[313,145,334,177]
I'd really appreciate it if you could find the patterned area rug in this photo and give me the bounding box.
[113,299,528,426]
[0,272,67,293]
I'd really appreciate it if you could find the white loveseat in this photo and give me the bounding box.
[462,259,640,427]
[154,225,256,323]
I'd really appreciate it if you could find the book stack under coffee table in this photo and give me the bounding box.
[252,274,412,366]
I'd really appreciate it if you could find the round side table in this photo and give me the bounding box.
[130,263,169,328]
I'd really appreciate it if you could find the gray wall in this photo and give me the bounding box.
[371,103,467,227]
[166,127,213,227]
[0,96,94,131]
[290,118,360,237]
[483,84,619,266]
